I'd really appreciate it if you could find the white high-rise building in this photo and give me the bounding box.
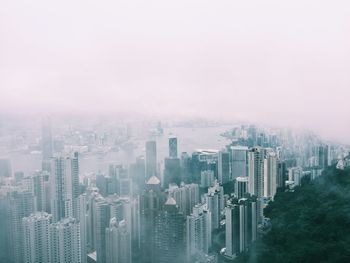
[231,146,249,179]
[264,151,278,199]
[105,218,132,263]
[205,182,224,231]
[23,212,52,263]
[50,153,79,222]
[247,147,265,223]
[186,204,212,261]
[49,218,81,263]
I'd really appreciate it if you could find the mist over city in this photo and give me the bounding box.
[1,1,350,263]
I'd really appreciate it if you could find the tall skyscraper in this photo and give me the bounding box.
[247,147,265,222]
[77,194,88,263]
[32,171,50,212]
[145,141,157,179]
[105,218,132,263]
[186,204,212,261]
[139,175,163,263]
[225,197,257,259]
[154,197,185,263]
[23,212,52,263]
[264,151,277,198]
[49,218,81,263]
[218,151,230,185]
[50,153,79,222]
[169,137,178,158]
[92,195,110,263]
[163,157,181,188]
[7,191,36,263]
[231,146,249,179]
[42,117,53,173]
[206,182,224,231]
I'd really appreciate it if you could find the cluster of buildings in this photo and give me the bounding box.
[0,121,348,263]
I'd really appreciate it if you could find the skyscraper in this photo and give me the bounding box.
[225,197,257,259]
[23,212,52,263]
[247,147,265,222]
[186,204,212,261]
[50,153,79,222]
[49,218,81,263]
[169,137,178,158]
[163,157,181,188]
[231,146,249,179]
[7,191,36,263]
[264,151,277,199]
[154,197,185,263]
[140,175,163,263]
[145,141,157,179]
[105,218,132,263]
[42,116,53,161]
[32,171,50,212]
[218,151,230,185]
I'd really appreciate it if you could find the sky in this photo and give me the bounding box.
[0,0,350,143]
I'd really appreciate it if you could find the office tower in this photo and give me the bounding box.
[23,212,52,263]
[247,147,265,223]
[218,151,230,184]
[78,194,88,263]
[235,177,248,199]
[225,197,257,259]
[180,152,191,183]
[264,151,277,198]
[201,170,215,188]
[0,158,11,177]
[49,218,81,263]
[92,195,110,263]
[169,136,178,158]
[139,176,163,263]
[231,146,249,179]
[42,117,53,161]
[154,197,185,263]
[129,156,146,192]
[163,157,181,188]
[7,191,36,263]
[145,141,157,179]
[105,218,132,263]
[32,171,49,212]
[186,204,212,261]
[50,153,79,222]
[168,183,200,216]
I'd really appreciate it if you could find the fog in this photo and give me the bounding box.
[1,0,350,143]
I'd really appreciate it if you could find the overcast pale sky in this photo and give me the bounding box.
[0,0,349,142]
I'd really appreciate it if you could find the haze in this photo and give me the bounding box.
[1,0,350,143]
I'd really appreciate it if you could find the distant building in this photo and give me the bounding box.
[218,151,230,184]
[50,153,80,222]
[168,183,200,216]
[231,146,249,179]
[169,137,178,158]
[145,141,157,179]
